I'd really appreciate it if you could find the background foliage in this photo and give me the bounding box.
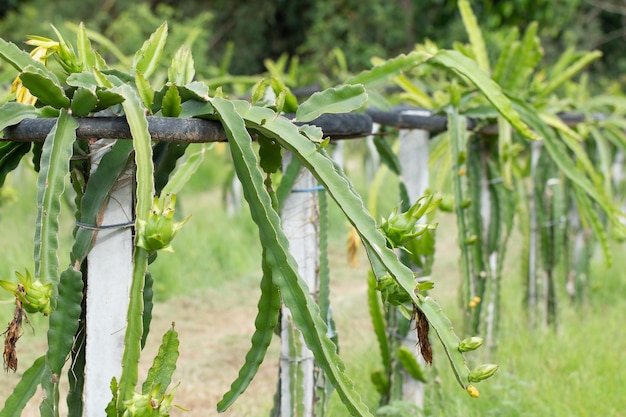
[1,1,626,415]
[1,0,625,84]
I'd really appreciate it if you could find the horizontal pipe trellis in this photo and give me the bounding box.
[1,113,373,142]
[367,105,595,133]
[2,107,601,144]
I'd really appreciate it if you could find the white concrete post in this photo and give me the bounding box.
[398,127,429,203]
[84,139,134,417]
[364,123,381,182]
[279,152,320,417]
[398,111,430,409]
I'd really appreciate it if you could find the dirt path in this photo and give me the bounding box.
[1,214,465,416]
[156,256,374,416]
[0,256,373,417]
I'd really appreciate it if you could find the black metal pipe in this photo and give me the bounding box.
[2,113,373,143]
[1,107,595,143]
[367,105,594,134]
[290,113,373,138]
[2,117,226,143]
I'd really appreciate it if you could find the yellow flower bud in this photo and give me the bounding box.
[466,384,480,398]
[11,41,56,105]
[468,295,482,308]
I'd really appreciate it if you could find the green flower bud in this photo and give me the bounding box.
[137,194,189,254]
[415,280,435,293]
[0,269,53,316]
[465,235,478,245]
[458,337,484,352]
[22,278,53,316]
[380,208,419,246]
[370,370,390,396]
[376,275,411,306]
[457,151,467,165]
[468,363,499,383]
[122,391,151,417]
[438,195,454,212]
[122,385,178,417]
[380,195,439,248]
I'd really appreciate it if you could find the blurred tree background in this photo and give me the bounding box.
[0,0,624,86]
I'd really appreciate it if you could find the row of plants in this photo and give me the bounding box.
[318,0,626,411]
[384,0,626,336]
[0,17,512,417]
[0,1,625,415]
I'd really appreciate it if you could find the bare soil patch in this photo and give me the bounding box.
[0,251,374,417]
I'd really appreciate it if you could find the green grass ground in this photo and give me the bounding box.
[1,145,625,416]
[423,238,626,417]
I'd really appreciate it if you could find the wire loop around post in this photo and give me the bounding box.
[290,185,326,193]
[291,185,326,193]
[75,220,135,231]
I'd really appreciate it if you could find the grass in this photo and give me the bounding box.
[1,144,626,416]
[411,228,626,417]
[426,294,626,416]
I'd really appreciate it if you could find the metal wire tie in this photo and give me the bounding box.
[75,220,135,231]
[280,354,315,363]
[291,186,325,193]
